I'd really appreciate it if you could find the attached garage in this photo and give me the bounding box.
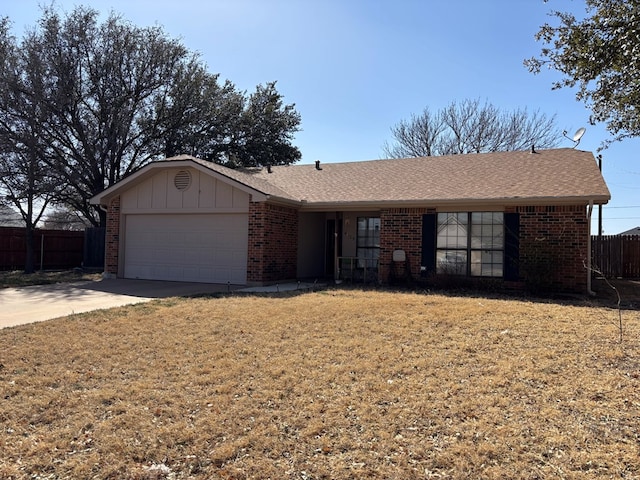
[90,159,263,284]
[123,213,248,283]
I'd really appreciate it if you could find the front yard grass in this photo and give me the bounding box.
[0,289,638,479]
[0,269,101,288]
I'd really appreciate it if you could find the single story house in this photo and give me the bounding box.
[90,148,610,293]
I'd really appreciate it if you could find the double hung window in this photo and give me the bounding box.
[436,212,504,277]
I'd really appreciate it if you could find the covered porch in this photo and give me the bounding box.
[296,211,386,284]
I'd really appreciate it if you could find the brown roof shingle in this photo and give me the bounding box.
[177,148,610,208]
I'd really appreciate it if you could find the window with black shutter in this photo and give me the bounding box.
[422,212,514,278]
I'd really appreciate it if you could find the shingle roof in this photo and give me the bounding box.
[619,226,640,236]
[168,148,610,207]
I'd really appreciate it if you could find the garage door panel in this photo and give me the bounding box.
[128,247,152,263]
[124,214,247,283]
[184,249,203,264]
[154,247,177,261]
[126,264,153,279]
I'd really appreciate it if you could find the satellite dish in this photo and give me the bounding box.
[562,127,586,147]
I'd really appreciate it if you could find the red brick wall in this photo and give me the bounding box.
[379,208,429,283]
[378,205,589,293]
[105,196,121,276]
[103,194,589,292]
[509,204,588,293]
[247,202,298,283]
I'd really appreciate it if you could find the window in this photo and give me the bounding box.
[356,217,380,269]
[436,212,504,277]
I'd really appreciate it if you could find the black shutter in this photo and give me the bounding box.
[504,212,520,281]
[421,214,436,276]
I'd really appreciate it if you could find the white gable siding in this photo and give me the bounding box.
[121,168,250,213]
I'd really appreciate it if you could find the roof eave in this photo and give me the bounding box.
[262,195,303,208]
[295,195,610,212]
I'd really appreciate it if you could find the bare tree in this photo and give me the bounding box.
[383,98,562,158]
[381,107,447,158]
[0,17,60,272]
[0,6,301,227]
[0,204,23,226]
[42,208,91,231]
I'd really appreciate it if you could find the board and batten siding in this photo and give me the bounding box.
[120,168,250,213]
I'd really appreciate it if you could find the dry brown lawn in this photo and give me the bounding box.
[0,287,639,479]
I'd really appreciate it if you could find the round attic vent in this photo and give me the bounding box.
[174,170,192,191]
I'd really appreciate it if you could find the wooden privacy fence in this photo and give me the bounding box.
[591,235,640,278]
[0,227,85,271]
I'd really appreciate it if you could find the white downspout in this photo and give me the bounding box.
[587,201,596,296]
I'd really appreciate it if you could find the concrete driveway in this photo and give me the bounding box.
[0,278,238,329]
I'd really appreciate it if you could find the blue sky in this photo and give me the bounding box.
[4,0,639,234]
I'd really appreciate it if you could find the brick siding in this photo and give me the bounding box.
[379,208,430,283]
[378,204,589,293]
[247,202,298,283]
[101,193,589,292]
[105,195,121,276]
[508,204,588,293]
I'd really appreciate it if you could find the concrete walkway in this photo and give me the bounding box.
[238,281,323,293]
[0,278,324,329]
[0,279,237,329]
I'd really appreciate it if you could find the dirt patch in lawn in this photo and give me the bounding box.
[0,290,639,479]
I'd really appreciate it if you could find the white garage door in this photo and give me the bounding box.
[124,214,248,284]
